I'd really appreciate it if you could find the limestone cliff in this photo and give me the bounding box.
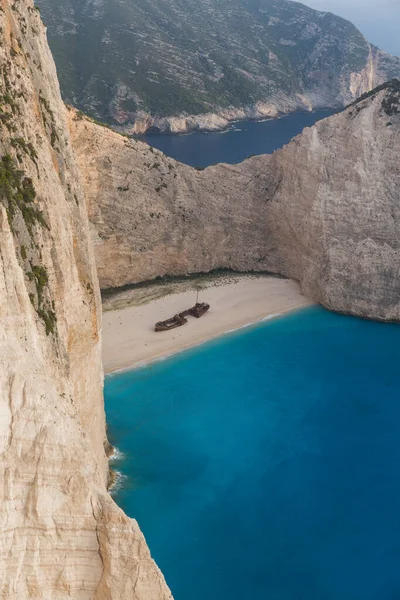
[0,1,172,597]
[70,82,400,322]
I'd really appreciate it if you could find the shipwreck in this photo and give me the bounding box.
[155,302,210,332]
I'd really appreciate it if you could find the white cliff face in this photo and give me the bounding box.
[70,84,400,322]
[349,45,390,100]
[5,1,397,596]
[259,86,400,321]
[0,1,172,598]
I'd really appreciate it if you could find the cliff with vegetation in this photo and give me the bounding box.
[70,81,400,322]
[0,0,171,597]
[1,0,398,594]
[38,0,400,133]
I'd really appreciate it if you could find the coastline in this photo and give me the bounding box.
[121,103,337,136]
[102,276,312,374]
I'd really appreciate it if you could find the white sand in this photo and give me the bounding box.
[102,277,312,373]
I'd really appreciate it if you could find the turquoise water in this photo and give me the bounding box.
[140,109,335,168]
[105,307,400,600]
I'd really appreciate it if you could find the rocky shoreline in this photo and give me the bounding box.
[114,97,321,135]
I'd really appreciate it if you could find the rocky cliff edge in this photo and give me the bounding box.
[0,1,172,597]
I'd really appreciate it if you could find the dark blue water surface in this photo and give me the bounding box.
[140,110,335,168]
[105,306,400,600]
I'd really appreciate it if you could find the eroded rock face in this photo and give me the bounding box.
[70,83,400,321]
[0,1,172,598]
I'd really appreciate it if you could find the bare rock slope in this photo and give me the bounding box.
[0,1,171,598]
[70,82,400,321]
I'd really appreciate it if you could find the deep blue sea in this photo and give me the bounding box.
[105,306,400,600]
[140,109,335,168]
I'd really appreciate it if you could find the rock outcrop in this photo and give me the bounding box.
[0,1,172,598]
[38,0,400,133]
[70,82,400,322]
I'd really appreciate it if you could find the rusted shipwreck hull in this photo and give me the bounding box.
[155,303,210,332]
[180,303,210,319]
[155,314,187,332]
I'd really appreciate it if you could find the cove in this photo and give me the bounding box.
[139,109,335,168]
[105,306,400,600]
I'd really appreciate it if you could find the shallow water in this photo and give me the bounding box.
[105,306,400,600]
[139,109,335,168]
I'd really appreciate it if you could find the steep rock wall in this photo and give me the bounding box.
[70,84,400,322]
[0,1,172,598]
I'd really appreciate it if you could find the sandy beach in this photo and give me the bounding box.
[102,276,312,373]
